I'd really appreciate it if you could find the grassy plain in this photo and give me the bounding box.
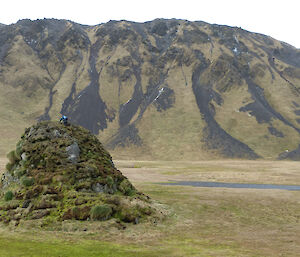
[0,158,300,256]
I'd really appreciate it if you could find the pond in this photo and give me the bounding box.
[160,181,300,191]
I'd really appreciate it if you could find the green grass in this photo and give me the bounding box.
[0,230,258,257]
[0,184,266,257]
[1,160,300,256]
[0,235,156,257]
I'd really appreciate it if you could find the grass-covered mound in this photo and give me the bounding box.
[0,121,158,226]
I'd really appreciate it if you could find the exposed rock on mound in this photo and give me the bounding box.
[0,121,157,225]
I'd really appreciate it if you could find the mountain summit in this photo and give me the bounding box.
[0,19,300,160]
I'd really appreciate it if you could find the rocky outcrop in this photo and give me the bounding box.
[0,121,160,225]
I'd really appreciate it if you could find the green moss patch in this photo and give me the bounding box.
[4,191,13,201]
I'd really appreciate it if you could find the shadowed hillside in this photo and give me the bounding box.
[0,18,300,160]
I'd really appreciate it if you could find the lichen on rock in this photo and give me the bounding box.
[0,121,160,226]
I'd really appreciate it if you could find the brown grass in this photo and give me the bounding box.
[116,159,300,185]
[0,157,6,176]
[115,159,300,256]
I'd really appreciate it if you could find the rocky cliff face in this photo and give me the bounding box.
[0,18,300,160]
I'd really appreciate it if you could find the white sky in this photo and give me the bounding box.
[1,0,299,48]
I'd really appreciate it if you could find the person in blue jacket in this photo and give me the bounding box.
[60,115,68,125]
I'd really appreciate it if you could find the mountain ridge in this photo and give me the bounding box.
[0,18,300,160]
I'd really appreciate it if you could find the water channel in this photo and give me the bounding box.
[161,181,300,191]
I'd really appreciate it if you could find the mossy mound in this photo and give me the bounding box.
[0,121,157,225]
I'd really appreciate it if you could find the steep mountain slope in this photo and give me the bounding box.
[1,18,300,160]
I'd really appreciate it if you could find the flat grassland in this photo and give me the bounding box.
[0,158,300,257]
